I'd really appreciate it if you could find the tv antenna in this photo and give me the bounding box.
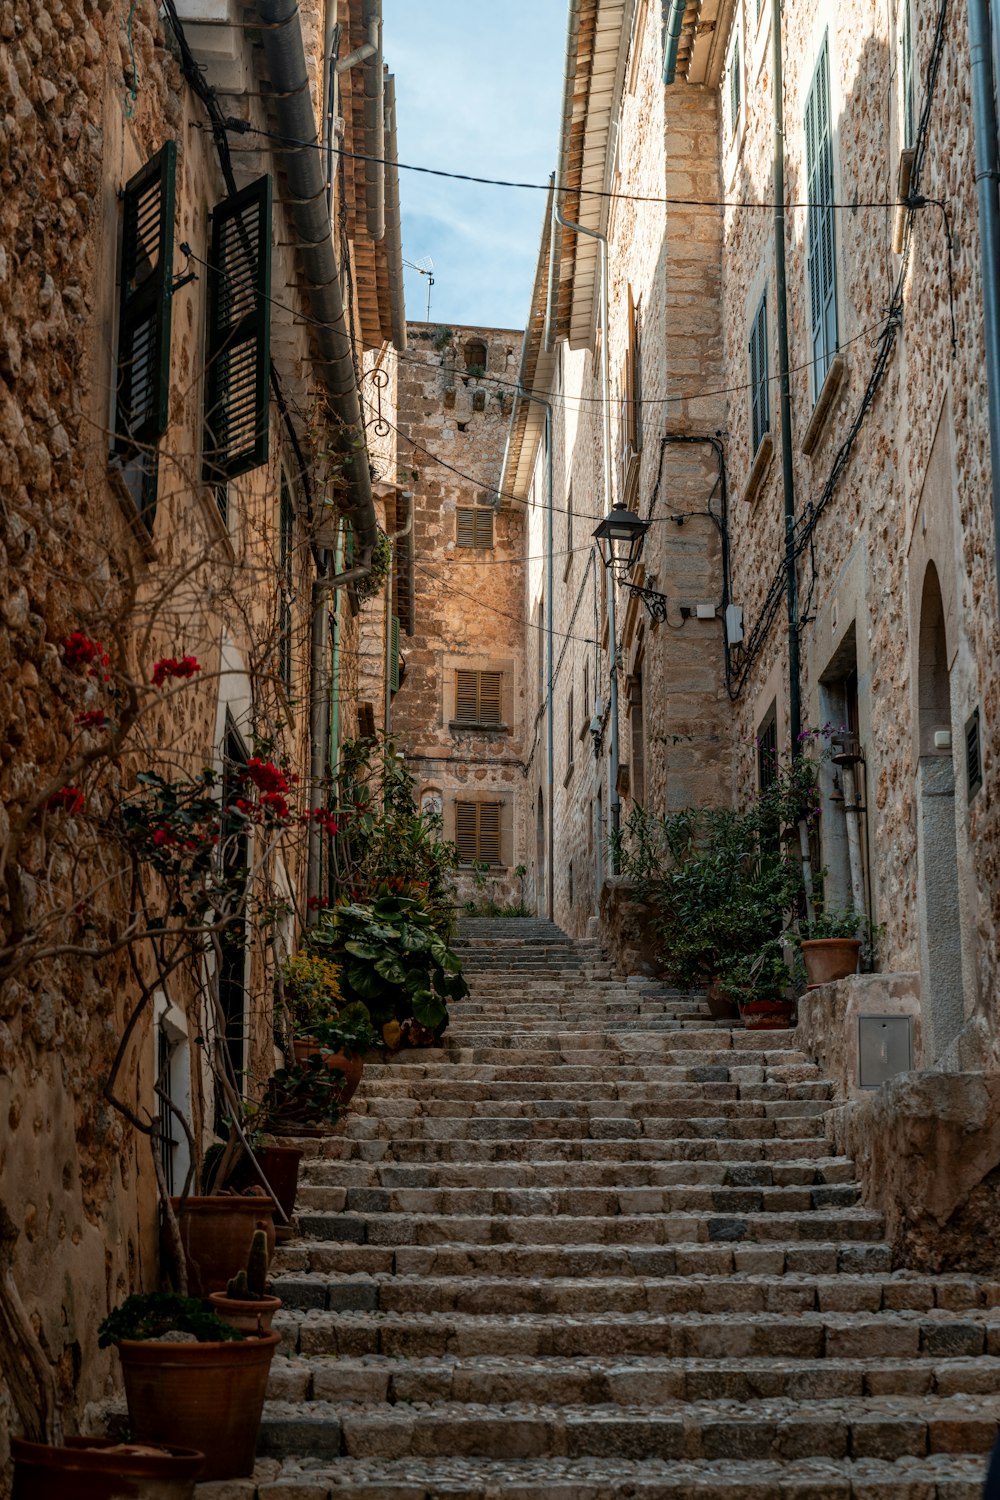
[404,256,435,321]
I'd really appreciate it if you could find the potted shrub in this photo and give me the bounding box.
[292,1000,381,1104]
[98,1293,279,1482]
[262,1052,349,1135]
[798,908,864,989]
[719,941,799,1030]
[207,1227,282,1334]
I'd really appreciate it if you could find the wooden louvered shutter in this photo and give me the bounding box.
[457,508,494,548]
[474,509,494,547]
[205,175,272,479]
[478,671,502,725]
[805,36,838,394]
[902,0,915,148]
[456,670,478,722]
[390,615,400,693]
[478,803,501,865]
[455,801,478,861]
[749,293,769,453]
[457,508,476,547]
[116,142,177,451]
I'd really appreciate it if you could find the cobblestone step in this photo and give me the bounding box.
[361,1052,815,1078]
[338,1111,831,1141]
[295,1182,862,1217]
[302,1133,835,1163]
[298,1153,856,1188]
[196,1451,990,1496]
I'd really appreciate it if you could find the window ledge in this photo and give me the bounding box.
[892,147,916,255]
[449,720,508,735]
[801,351,848,456]
[742,431,774,506]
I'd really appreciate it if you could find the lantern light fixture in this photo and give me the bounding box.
[592,501,669,623]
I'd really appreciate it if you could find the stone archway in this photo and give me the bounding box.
[915,562,964,1061]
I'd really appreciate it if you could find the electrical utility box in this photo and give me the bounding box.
[858,1015,912,1089]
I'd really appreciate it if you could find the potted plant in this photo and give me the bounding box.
[262,1052,349,1135]
[797,908,865,988]
[717,941,799,1030]
[293,1000,381,1104]
[98,1293,279,1482]
[10,1435,204,1500]
[207,1227,282,1334]
[166,1188,277,1299]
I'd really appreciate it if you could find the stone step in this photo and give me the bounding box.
[268,1271,1000,1319]
[338,1110,831,1142]
[356,1077,826,1102]
[349,1090,833,1121]
[301,1133,835,1164]
[295,1181,862,1217]
[277,1307,1000,1362]
[266,1351,1000,1408]
[273,1238,895,1281]
[361,1052,815,1080]
[298,1153,857,1189]
[256,1392,1000,1464]
[295,1204,886,1249]
[206,1451,990,1496]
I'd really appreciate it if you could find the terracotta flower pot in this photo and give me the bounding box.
[801,937,862,990]
[207,1289,282,1335]
[11,1435,203,1500]
[117,1330,279,1482]
[292,1037,365,1105]
[167,1195,276,1296]
[704,977,741,1021]
[233,1144,302,1221]
[741,998,796,1030]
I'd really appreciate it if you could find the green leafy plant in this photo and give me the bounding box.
[281,952,343,1035]
[354,529,393,604]
[98,1293,244,1347]
[261,1056,346,1130]
[797,907,864,941]
[310,1001,380,1057]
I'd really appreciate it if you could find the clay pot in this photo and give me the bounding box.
[293,1037,365,1105]
[168,1196,276,1296]
[233,1144,302,1221]
[117,1331,279,1482]
[801,938,862,990]
[741,998,796,1030]
[11,1435,203,1499]
[207,1290,282,1335]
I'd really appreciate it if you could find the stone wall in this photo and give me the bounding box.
[391,323,528,909]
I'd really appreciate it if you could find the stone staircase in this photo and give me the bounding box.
[211,919,1000,1496]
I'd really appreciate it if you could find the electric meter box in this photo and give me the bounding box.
[858,1015,912,1089]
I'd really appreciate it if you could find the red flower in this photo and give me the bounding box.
[48,786,84,814]
[63,633,109,679]
[151,655,201,687]
[151,827,176,847]
[306,896,331,910]
[245,758,289,795]
[74,710,109,730]
[260,791,290,822]
[309,807,339,837]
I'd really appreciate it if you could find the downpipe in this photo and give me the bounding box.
[968,0,1000,625]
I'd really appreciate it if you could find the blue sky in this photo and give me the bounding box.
[382,2,566,332]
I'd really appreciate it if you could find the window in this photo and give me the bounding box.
[537,598,545,700]
[629,667,645,805]
[463,338,487,374]
[583,659,590,720]
[456,507,494,548]
[204,175,272,481]
[114,141,177,529]
[725,17,742,142]
[966,708,983,801]
[278,470,294,691]
[564,486,574,580]
[757,706,778,791]
[455,801,502,864]
[901,0,915,148]
[566,689,575,774]
[389,615,401,694]
[749,292,770,454]
[455,669,503,726]
[805,34,839,397]
[618,289,643,508]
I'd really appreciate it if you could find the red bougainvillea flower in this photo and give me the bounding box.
[74,710,109,730]
[310,807,339,837]
[245,759,289,795]
[151,826,177,847]
[48,786,84,814]
[260,791,291,822]
[63,633,110,679]
[151,655,201,687]
[306,895,332,911]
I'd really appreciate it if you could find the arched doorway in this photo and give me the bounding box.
[915,563,964,1060]
[535,793,546,918]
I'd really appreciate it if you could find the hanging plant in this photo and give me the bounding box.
[354,530,392,603]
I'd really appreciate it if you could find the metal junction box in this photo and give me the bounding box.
[858,1015,913,1089]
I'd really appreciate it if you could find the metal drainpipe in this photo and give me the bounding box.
[554,198,621,869]
[517,385,556,922]
[771,0,802,749]
[307,567,331,918]
[969,0,1000,624]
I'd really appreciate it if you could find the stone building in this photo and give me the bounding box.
[0,0,404,1467]
[507,0,1000,1183]
[391,322,529,908]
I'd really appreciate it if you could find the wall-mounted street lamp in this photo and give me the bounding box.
[592,501,669,624]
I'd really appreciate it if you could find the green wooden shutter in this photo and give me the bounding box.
[805,35,838,394]
[749,292,769,453]
[390,614,400,693]
[116,141,177,451]
[205,175,272,479]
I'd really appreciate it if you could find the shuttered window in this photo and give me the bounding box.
[455,801,502,865]
[205,175,272,480]
[805,35,839,397]
[749,292,770,454]
[630,669,645,806]
[455,669,503,725]
[901,0,915,148]
[279,471,294,689]
[116,142,177,452]
[456,507,494,548]
[390,615,401,693]
[726,23,742,141]
[567,689,575,771]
